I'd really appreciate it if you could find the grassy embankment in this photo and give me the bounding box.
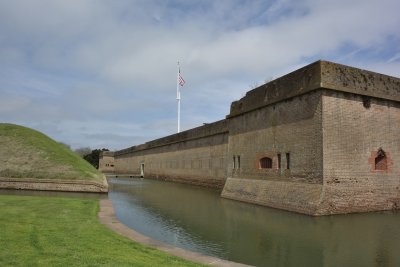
[0,195,203,267]
[0,123,102,182]
[0,124,202,265]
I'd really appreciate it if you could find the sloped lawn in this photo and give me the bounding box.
[0,195,203,267]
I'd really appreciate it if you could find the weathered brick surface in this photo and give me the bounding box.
[228,90,323,183]
[112,120,228,188]
[318,91,400,214]
[221,178,323,215]
[99,151,115,173]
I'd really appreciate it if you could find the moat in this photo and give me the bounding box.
[108,178,400,267]
[1,178,399,266]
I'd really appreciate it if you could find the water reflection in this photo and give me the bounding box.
[113,178,400,266]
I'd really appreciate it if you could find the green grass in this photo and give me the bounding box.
[0,123,102,182]
[0,195,203,267]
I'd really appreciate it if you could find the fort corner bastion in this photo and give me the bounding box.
[100,60,400,216]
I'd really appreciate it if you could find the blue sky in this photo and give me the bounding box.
[1,0,399,150]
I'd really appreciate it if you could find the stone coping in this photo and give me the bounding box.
[99,199,252,267]
[0,177,108,193]
[228,60,400,118]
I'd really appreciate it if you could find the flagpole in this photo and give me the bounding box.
[176,62,181,133]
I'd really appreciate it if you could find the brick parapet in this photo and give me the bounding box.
[100,151,115,157]
[228,60,400,118]
[320,61,400,102]
[115,119,228,156]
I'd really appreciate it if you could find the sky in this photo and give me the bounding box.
[1,0,399,151]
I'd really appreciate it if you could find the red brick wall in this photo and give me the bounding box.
[319,91,400,214]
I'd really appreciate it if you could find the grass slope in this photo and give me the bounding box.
[0,195,202,267]
[0,123,102,182]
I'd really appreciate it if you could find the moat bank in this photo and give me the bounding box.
[108,178,400,267]
[0,177,108,193]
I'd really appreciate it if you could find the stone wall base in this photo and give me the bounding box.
[145,174,225,189]
[221,177,323,215]
[221,177,400,216]
[316,184,400,215]
[0,177,108,193]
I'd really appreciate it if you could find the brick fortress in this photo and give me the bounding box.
[100,60,400,215]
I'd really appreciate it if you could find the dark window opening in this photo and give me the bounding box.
[375,148,387,171]
[233,156,236,169]
[362,97,371,109]
[260,157,272,169]
[286,153,290,169]
[277,153,281,169]
[237,156,241,169]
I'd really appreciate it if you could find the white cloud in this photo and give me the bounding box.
[0,0,399,150]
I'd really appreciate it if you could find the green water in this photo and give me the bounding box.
[108,178,400,267]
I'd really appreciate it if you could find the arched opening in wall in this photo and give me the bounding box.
[375,148,387,171]
[260,157,272,169]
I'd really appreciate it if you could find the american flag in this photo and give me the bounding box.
[179,70,185,86]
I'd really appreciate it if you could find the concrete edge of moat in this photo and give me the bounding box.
[98,199,252,267]
[0,176,108,193]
